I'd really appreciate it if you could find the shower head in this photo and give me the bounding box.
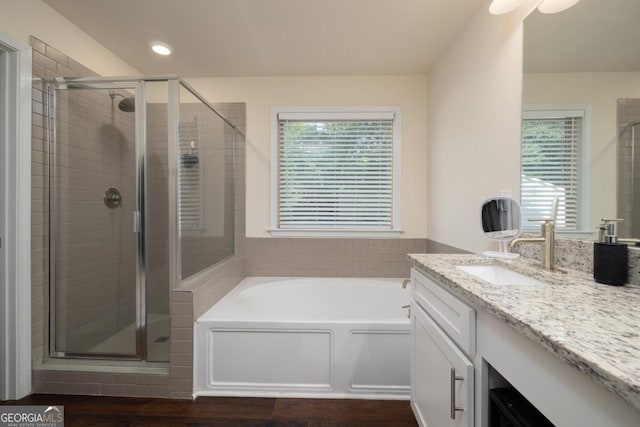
[117,97,135,113]
[109,91,135,112]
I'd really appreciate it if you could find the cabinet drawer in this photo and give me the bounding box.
[411,268,475,356]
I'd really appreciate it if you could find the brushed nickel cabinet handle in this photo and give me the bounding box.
[450,368,464,419]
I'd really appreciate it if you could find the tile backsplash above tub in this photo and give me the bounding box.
[245,238,469,278]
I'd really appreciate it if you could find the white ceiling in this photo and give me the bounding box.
[524,0,640,73]
[42,0,484,77]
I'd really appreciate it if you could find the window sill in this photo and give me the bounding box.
[268,229,404,238]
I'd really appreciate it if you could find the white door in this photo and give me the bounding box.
[0,50,6,359]
[411,303,474,427]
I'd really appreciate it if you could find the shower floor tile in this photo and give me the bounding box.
[87,314,170,361]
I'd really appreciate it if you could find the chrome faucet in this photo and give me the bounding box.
[509,218,556,270]
[402,279,410,289]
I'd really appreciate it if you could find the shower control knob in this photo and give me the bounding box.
[104,187,122,208]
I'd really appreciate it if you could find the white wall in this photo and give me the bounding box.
[187,75,429,238]
[523,71,640,230]
[426,5,533,253]
[0,0,138,76]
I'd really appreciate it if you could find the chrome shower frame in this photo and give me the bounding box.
[45,75,239,361]
[627,122,640,235]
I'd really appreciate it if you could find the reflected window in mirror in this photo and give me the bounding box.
[521,105,591,233]
[523,0,640,239]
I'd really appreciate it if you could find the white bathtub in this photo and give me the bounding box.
[193,277,411,399]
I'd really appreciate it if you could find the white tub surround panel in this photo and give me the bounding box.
[194,277,411,399]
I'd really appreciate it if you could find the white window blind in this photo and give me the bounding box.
[178,117,202,231]
[274,109,399,232]
[521,109,585,231]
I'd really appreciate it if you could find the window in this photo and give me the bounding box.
[270,107,401,237]
[178,117,203,232]
[521,106,590,232]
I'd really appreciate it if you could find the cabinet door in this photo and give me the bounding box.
[411,304,474,427]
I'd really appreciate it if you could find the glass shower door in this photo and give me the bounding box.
[49,82,144,359]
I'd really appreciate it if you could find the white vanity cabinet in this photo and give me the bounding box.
[410,267,475,427]
[409,254,640,427]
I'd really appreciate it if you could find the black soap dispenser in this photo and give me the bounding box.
[594,219,628,286]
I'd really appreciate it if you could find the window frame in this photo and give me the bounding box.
[269,106,402,238]
[521,104,592,235]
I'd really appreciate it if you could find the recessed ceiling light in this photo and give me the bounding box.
[151,41,172,56]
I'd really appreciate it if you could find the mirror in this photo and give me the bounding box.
[481,197,522,259]
[523,0,640,239]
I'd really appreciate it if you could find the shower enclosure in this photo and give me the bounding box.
[617,99,640,238]
[46,76,237,361]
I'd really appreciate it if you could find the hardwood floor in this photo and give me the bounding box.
[1,394,418,427]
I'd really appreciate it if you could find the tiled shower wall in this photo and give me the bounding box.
[617,98,640,237]
[52,85,138,354]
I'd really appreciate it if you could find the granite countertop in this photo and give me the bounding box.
[408,253,640,411]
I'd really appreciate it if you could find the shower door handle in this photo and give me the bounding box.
[133,211,141,233]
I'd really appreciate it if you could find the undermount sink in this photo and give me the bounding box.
[456,265,546,286]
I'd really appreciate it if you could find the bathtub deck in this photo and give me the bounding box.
[2,393,419,426]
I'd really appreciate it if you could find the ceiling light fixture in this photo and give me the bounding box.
[488,0,581,15]
[151,41,172,56]
[488,0,527,15]
[537,0,581,14]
